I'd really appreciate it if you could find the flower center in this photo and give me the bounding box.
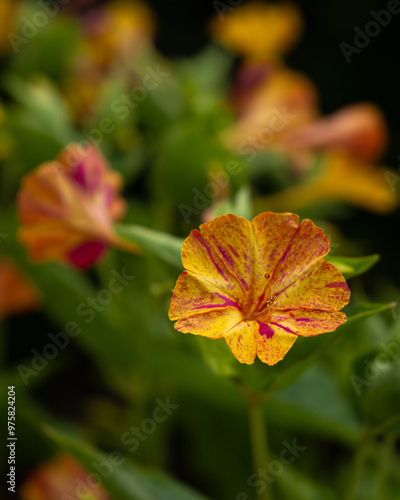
[245,272,277,321]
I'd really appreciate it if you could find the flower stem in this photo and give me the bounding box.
[248,398,274,500]
[345,438,369,500]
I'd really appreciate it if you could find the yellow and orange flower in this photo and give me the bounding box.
[18,143,138,269]
[21,453,110,500]
[169,212,350,366]
[0,258,40,319]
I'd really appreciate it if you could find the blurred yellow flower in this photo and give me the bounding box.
[82,0,155,70]
[21,454,111,500]
[169,212,350,365]
[18,143,139,269]
[256,152,398,214]
[0,258,40,319]
[209,1,302,63]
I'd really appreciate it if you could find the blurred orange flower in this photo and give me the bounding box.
[169,212,350,366]
[281,103,388,163]
[18,143,138,269]
[224,61,396,212]
[0,258,40,319]
[21,454,111,500]
[0,0,20,53]
[209,1,302,63]
[224,67,319,157]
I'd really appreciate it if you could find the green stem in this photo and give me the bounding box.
[367,413,400,438]
[372,435,395,500]
[344,433,370,500]
[248,398,274,500]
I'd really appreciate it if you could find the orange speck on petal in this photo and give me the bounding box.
[169,212,350,365]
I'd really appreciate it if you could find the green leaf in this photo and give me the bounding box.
[211,186,253,220]
[325,254,380,279]
[44,425,211,500]
[4,74,74,145]
[267,364,362,445]
[276,460,338,500]
[115,224,184,269]
[345,302,397,326]
[196,337,238,378]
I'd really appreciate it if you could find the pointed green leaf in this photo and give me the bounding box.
[115,224,184,269]
[345,302,397,326]
[326,254,380,279]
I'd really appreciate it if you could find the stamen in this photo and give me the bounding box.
[252,272,277,317]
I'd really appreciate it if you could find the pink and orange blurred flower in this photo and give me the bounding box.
[21,453,111,500]
[18,143,138,269]
[169,212,350,366]
[0,258,40,319]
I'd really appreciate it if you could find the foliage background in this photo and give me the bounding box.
[1,1,400,500]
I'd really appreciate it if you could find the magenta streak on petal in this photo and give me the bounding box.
[193,292,239,310]
[228,244,239,258]
[68,240,107,269]
[325,282,349,290]
[239,277,249,290]
[269,322,297,335]
[213,239,235,268]
[212,238,249,291]
[255,291,266,311]
[258,322,274,339]
[195,232,229,282]
[72,162,88,188]
[269,226,301,283]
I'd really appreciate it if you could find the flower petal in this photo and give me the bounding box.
[251,211,299,278]
[281,103,388,162]
[68,241,108,269]
[256,321,298,365]
[270,308,347,337]
[271,218,330,294]
[224,320,258,364]
[169,271,243,339]
[17,143,128,268]
[181,214,254,306]
[209,2,302,61]
[275,259,350,311]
